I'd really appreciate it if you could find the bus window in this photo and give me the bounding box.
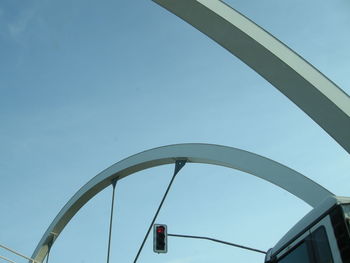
[277,227,333,263]
[332,204,350,262]
[278,241,313,263]
[311,227,333,263]
[342,204,350,223]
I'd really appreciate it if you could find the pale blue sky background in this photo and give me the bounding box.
[1,0,350,263]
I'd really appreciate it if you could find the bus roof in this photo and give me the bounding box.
[268,196,350,259]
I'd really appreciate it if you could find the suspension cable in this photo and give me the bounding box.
[0,255,18,263]
[44,236,54,263]
[45,248,50,263]
[0,244,38,263]
[106,178,118,263]
[168,233,267,254]
[133,160,187,263]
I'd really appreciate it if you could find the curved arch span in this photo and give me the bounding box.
[153,0,350,154]
[32,143,333,262]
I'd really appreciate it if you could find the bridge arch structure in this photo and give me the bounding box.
[153,0,350,154]
[32,143,333,262]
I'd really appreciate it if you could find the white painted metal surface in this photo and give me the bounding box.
[31,144,333,262]
[153,0,350,154]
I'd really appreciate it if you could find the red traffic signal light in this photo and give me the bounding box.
[153,224,167,253]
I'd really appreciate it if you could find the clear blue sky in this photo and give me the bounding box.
[1,0,349,262]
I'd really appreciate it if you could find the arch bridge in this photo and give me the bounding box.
[32,143,333,262]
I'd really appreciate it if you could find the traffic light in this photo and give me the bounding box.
[153,224,167,253]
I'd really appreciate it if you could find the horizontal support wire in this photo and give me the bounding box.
[168,234,266,255]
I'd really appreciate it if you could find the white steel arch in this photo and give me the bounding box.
[32,144,333,262]
[153,0,350,154]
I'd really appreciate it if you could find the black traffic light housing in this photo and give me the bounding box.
[153,224,167,253]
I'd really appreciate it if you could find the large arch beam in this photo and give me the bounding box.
[31,144,333,262]
[153,0,350,154]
